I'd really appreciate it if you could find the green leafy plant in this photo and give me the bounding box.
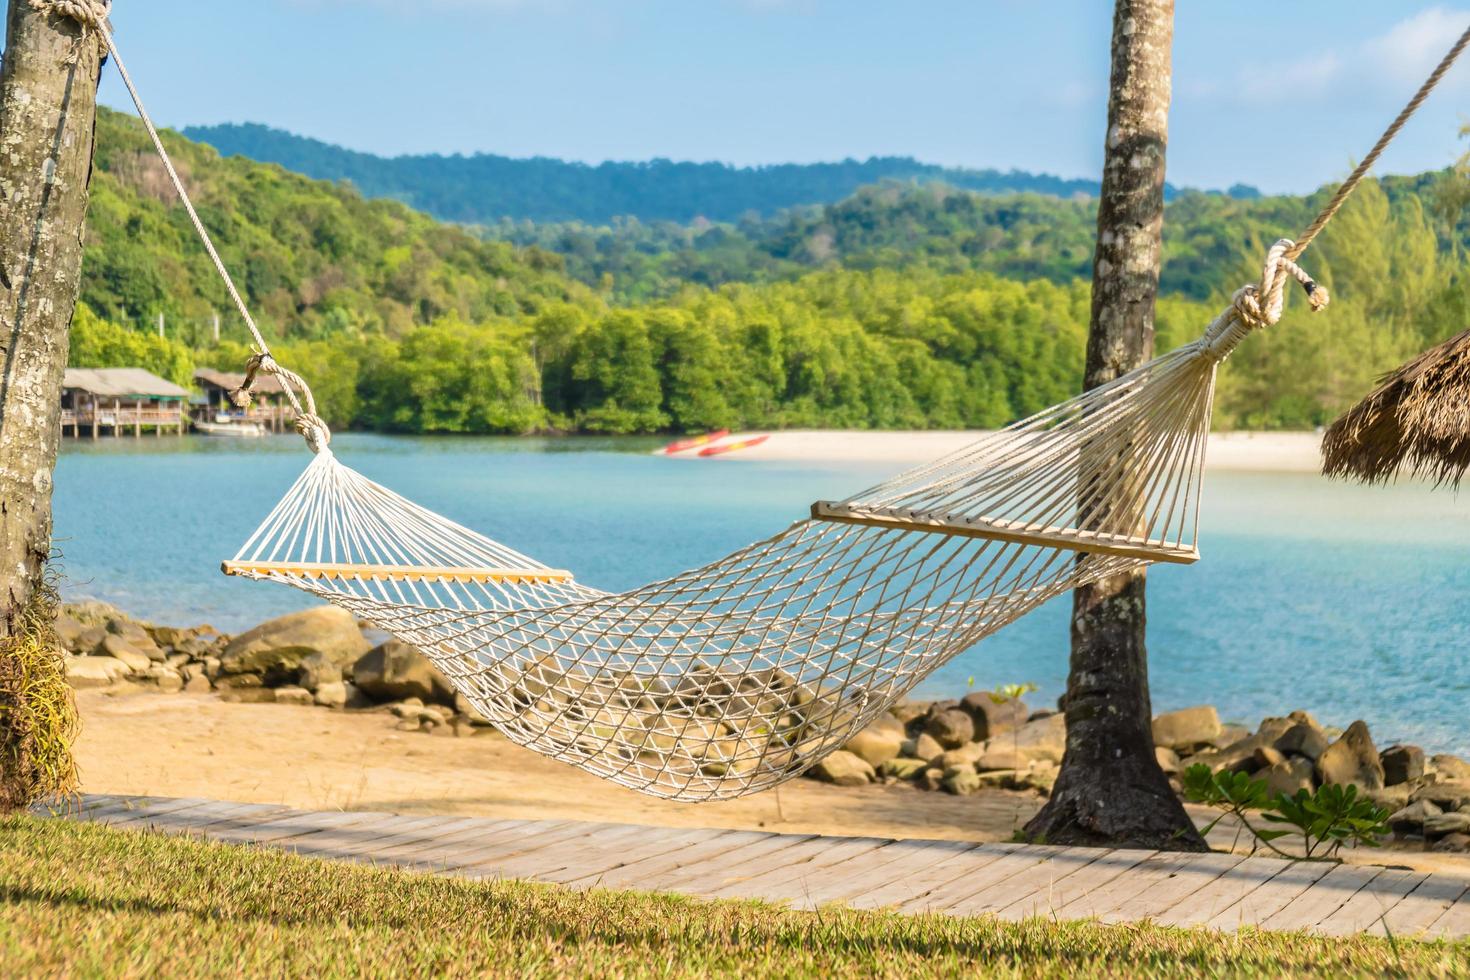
[1181,764,1390,861]
[988,682,1038,705]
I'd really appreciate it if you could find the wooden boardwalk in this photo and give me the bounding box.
[37,794,1470,940]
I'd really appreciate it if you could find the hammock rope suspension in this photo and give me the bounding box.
[59,0,1470,800]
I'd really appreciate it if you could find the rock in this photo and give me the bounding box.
[271,685,313,706]
[923,709,974,750]
[213,673,263,690]
[879,757,927,780]
[1253,746,1286,769]
[1151,705,1221,752]
[1208,724,1252,750]
[902,733,945,763]
[164,652,190,669]
[453,719,477,738]
[1275,723,1330,761]
[1009,713,1066,764]
[1314,721,1383,791]
[65,656,129,688]
[314,681,348,708]
[1389,799,1442,833]
[1434,833,1470,853]
[866,712,905,736]
[453,692,491,726]
[958,692,1029,740]
[396,719,424,732]
[351,639,455,705]
[889,700,930,729]
[296,651,343,692]
[1423,813,1470,838]
[53,614,87,652]
[63,599,128,627]
[1380,745,1425,787]
[98,634,151,674]
[144,666,184,693]
[218,688,277,704]
[1191,733,1277,773]
[1259,758,1315,798]
[75,625,108,656]
[1287,709,1322,729]
[219,606,370,678]
[809,750,874,787]
[1411,781,1470,811]
[916,767,945,792]
[182,672,211,694]
[976,747,1028,772]
[1431,754,1470,781]
[844,727,903,769]
[942,769,982,796]
[107,619,164,660]
[1368,785,1411,812]
[1154,746,1182,775]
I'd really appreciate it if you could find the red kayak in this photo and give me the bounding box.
[698,434,769,457]
[662,429,730,455]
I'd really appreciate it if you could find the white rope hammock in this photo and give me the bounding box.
[44,0,1470,800]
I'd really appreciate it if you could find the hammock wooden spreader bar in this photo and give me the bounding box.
[44,0,1469,802]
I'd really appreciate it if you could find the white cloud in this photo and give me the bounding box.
[1364,6,1470,84]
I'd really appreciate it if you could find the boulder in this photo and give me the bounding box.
[314,681,348,708]
[866,712,905,737]
[273,685,314,706]
[1431,754,1470,782]
[902,733,945,763]
[65,656,129,688]
[1388,799,1442,833]
[942,769,982,796]
[183,672,212,694]
[809,750,874,787]
[352,639,455,706]
[98,634,151,674]
[916,767,945,792]
[1259,758,1315,798]
[1151,705,1221,752]
[889,700,930,729]
[296,651,343,692]
[879,757,927,780]
[1154,746,1181,775]
[453,692,491,726]
[144,666,184,693]
[1433,833,1470,853]
[1009,713,1067,764]
[844,727,903,769]
[976,747,1029,772]
[938,743,984,771]
[213,673,263,690]
[1367,785,1411,812]
[1411,781,1470,811]
[107,619,163,660]
[75,625,108,656]
[219,606,370,677]
[1423,812,1470,839]
[218,688,277,704]
[922,709,974,750]
[958,692,1028,740]
[1275,723,1329,761]
[1380,745,1425,787]
[53,614,87,652]
[1314,721,1384,791]
[1190,732,1279,773]
[1253,746,1286,769]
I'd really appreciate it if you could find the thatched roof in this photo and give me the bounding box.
[1321,327,1470,487]
[62,368,190,400]
[194,367,286,395]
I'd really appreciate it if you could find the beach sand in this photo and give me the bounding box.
[672,429,1324,472]
[74,689,1469,874]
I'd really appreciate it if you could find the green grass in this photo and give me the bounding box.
[0,816,1466,978]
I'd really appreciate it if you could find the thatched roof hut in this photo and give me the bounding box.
[1321,327,1470,487]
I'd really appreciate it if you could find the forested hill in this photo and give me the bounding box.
[180,121,1260,225]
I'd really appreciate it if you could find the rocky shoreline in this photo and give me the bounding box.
[56,602,1470,853]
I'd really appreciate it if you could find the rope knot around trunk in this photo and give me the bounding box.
[28,0,111,30]
[1203,239,1330,363]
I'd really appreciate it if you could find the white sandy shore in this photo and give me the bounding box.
[671,429,1324,473]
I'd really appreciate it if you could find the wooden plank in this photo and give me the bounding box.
[897,844,1061,914]
[1259,862,1382,933]
[103,799,249,830]
[1424,880,1470,939]
[365,818,527,862]
[1098,852,1248,924]
[791,839,973,910]
[1316,869,1429,937]
[447,822,637,878]
[848,843,1017,911]
[1051,849,1206,921]
[540,827,735,887]
[993,849,1155,921]
[567,829,772,891]
[293,815,464,860]
[222,560,573,585]
[810,502,1199,564]
[1203,858,1334,932]
[943,846,1110,918]
[1153,856,1291,928]
[222,810,445,847]
[639,833,822,894]
[699,836,893,902]
[460,823,653,882]
[161,802,295,835]
[79,796,205,823]
[406,821,584,873]
[1380,875,1470,938]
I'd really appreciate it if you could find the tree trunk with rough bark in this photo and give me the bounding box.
[1023,0,1205,851]
[0,0,104,808]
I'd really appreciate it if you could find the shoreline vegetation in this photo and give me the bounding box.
[55,600,1470,866]
[69,109,1470,439]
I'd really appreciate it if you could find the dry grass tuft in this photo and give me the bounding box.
[1322,328,1470,487]
[0,570,80,812]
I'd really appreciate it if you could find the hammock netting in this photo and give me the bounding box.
[223,284,1295,801]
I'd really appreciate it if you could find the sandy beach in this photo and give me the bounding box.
[673,429,1324,472]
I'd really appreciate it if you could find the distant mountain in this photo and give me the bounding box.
[181,122,1260,226]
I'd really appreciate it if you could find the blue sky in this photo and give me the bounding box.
[97,2,1470,194]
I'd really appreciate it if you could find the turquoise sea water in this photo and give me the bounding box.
[53,433,1470,755]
